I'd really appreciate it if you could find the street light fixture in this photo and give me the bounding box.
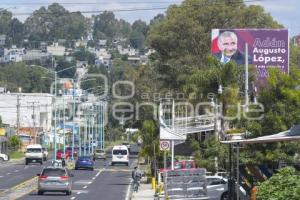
[30,64,77,160]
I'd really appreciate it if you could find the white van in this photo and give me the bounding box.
[111,145,129,166]
[25,144,44,165]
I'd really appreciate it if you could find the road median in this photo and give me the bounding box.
[0,176,37,200]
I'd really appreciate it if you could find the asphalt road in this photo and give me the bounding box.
[0,159,52,192]
[15,144,139,200]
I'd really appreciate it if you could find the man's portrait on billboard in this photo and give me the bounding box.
[214,31,252,65]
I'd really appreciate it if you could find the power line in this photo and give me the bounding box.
[11,7,168,16]
[1,1,183,6]
[6,0,277,16]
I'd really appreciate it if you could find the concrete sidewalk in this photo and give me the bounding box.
[131,177,155,200]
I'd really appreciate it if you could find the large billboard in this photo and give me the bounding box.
[211,29,289,80]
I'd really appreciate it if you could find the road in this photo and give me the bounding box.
[0,159,52,193]
[0,144,139,200]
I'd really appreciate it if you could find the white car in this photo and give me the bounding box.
[207,176,248,200]
[25,144,44,165]
[0,152,9,161]
[111,145,129,166]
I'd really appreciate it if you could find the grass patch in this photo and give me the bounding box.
[9,151,24,159]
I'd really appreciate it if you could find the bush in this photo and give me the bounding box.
[8,135,22,151]
[257,167,300,200]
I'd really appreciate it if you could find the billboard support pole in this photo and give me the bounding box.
[171,99,175,170]
[245,43,249,108]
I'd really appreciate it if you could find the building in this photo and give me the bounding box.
[117,45,137,56]
[4,46,25,62]
[0,93,53,145]
[47,43,66,56]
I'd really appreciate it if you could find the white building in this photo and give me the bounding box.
[117,45,137,56]
[47,43,66,56]
[0,93,53,132]
[4,46,24,62]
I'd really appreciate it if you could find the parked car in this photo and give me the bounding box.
[42,148,48,161]
[94,149,106,160]
[206,175,248,200]
[0,152,9,162]
[37,166,73,195]
[75,156,94,170]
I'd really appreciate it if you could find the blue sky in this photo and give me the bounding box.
[0,0,299,36]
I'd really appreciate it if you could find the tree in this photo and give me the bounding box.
[24,3,88,42]
[72,47,96,65]
[56,58,76,78]
[7,18,25,47]
[93,11,118,42]
[147,0,281,90]
[257,167,300,200]
[8,135,22,151]
[0,63,51,93]
[139,120,159,175]
[129,30,145,49]
[0,10,13,35]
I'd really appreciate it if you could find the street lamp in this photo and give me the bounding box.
[30,64,77,160]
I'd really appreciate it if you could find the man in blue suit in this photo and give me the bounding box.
[214,31,252,65]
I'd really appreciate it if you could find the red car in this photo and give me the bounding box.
[56,150,71,159]
[66,147,79,157]
[160,160,197,173]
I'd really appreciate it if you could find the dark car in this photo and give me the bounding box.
[75,156,94,170]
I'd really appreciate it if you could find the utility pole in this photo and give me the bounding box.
[16,94,20,136]
[28,101,39,144]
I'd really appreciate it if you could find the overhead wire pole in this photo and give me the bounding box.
[101,102,103,149]
[16,93,20,136]
[72,79,76,160]
[28,101,39,144]
[54,71,57,160]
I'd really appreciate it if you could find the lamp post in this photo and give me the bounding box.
[30,64,77,160]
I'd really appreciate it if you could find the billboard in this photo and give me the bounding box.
[211,29,289,80]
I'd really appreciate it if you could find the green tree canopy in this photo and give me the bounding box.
[257,167,300,200]
[147,0,282,90]
[24,3,88,42]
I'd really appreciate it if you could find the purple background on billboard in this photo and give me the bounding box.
[213,29,289,80]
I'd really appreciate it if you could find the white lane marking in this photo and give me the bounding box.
[74,180,93,185]
[0,176,3,178]
[92,177,96,180]
[88,181,92,184]
[70,197,76,200]
[72,190,88,194]
[6,173,11,175]
[14,170,19,172]
[83,186,87,189]
[125,179,133,200]
[95,169,103,177]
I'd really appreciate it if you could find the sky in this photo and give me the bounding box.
[0,0,299,36]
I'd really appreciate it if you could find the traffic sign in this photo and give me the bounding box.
[160,140,170,151]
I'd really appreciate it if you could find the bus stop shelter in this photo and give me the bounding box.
[221,124,300,200]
